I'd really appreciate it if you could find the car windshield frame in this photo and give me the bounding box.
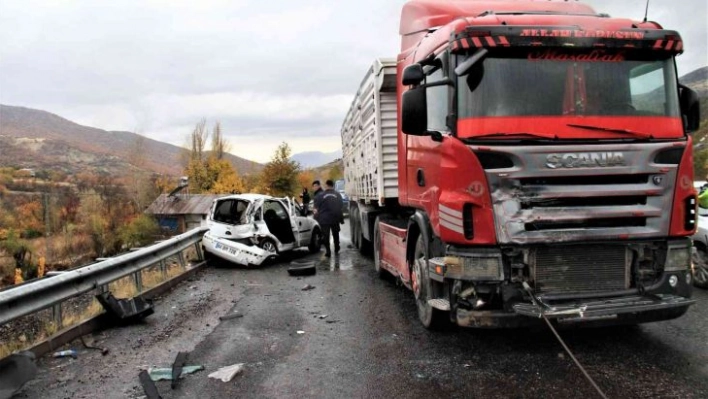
[456,49,680,119]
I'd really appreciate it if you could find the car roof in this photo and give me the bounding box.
[214,193,274,202]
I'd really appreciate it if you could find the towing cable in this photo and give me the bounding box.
[522,282,609,399]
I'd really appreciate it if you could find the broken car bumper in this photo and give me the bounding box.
[202,232,274,266]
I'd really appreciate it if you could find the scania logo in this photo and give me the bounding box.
[545,152,625,169]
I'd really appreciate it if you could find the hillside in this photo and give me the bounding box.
[0,105,262,177]
[292,150,343,168]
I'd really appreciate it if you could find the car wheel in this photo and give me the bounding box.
[411,235,449,330]
[309,229,322,254]
[259,239,278,254]
[692,246,708,289]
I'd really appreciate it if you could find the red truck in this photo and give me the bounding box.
[341,0,701,328]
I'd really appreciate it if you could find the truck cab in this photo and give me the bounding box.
[344,0,701,328]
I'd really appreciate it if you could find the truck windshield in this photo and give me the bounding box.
[457,51,680,118]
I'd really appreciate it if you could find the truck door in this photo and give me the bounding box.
[406,57,447,208]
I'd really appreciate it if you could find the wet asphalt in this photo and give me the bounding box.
[17,220,708,399]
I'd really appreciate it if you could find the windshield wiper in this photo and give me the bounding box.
[567,123,654,139]
[469,131,558,140]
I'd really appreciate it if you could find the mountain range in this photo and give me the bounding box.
[291,150,342,168]
[1,66,706,178]
[0,104,262,177]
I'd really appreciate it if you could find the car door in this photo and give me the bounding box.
[288,198,313,246]
[281,198,303,247]
[207,198,237,238]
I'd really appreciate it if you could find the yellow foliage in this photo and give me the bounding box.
[14,268,23,284]
[208,159,245,194]
[37,257,46,278]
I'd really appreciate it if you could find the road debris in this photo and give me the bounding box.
[96,291,154,324]
[288,261,317,276]
[219,312,244,321]
[147,366,204,381]
[208,363,244,383]
[80,336,109,356]
[0,351,37,399]
[52,350,77,359]
[139,369,162,399]
[318,314,328,319]
[297,330,306,334]
[301,284,316,291]
[171,352,188,389]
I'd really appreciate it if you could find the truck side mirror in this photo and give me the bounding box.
[402,86,427,135]
[679,84,700,133]
[402,64,424,86]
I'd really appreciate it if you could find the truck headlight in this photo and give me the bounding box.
[665,243,691,272]
[443,251,504,281]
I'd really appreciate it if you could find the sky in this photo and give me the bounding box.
[0,0,706,163]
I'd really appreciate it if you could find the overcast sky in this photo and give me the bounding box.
[1,0,706,163]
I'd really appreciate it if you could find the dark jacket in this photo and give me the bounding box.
[314,189,343,226]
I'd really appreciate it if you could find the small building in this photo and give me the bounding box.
[146,194,222,233]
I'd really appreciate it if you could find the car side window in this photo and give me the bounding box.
[213,200,234,224]
[264,200,288,220]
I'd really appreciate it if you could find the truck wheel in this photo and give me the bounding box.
[351,207,361,249]
[308,229,322,254]
[373,218,387,278]
[411,235,449,329]
[692,246,708,289]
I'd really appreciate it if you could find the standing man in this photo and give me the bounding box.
[313,180,344,257]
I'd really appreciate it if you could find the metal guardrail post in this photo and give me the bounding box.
[178,252,187,270]
[133,271,143,293]
[159,259,167,280]
[52,303,62,328]
[195,242,204,261]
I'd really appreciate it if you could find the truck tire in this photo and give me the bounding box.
[373,217,387,278]
[411,235,449,330]
[692,245,708,289]
[351,206,361,249]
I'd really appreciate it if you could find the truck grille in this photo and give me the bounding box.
[479,143,680,244]
[532,245,629,293]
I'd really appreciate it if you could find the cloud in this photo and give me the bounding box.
[0,0,705,163]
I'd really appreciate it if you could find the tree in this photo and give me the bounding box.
[694,148,708,181]
[327,163,343,182]
[208,159,245,194]
[260,142,300,197]
[297,170,315,192]
[210,122,230,160]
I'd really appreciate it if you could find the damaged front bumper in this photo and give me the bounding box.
[202,231,275,267]
[513,294,694,321]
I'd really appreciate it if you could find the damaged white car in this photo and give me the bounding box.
[202,194,322,266]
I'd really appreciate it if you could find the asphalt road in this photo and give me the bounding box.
[17,220,708,398]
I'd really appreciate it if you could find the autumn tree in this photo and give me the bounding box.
[260,142,300,197]
[183,119,245,194]
[327,163,343,182]
[297,170,315,192]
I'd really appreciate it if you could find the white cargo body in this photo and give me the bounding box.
[341,58,398,205]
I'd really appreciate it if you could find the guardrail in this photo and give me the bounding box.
[0,227,208,326]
